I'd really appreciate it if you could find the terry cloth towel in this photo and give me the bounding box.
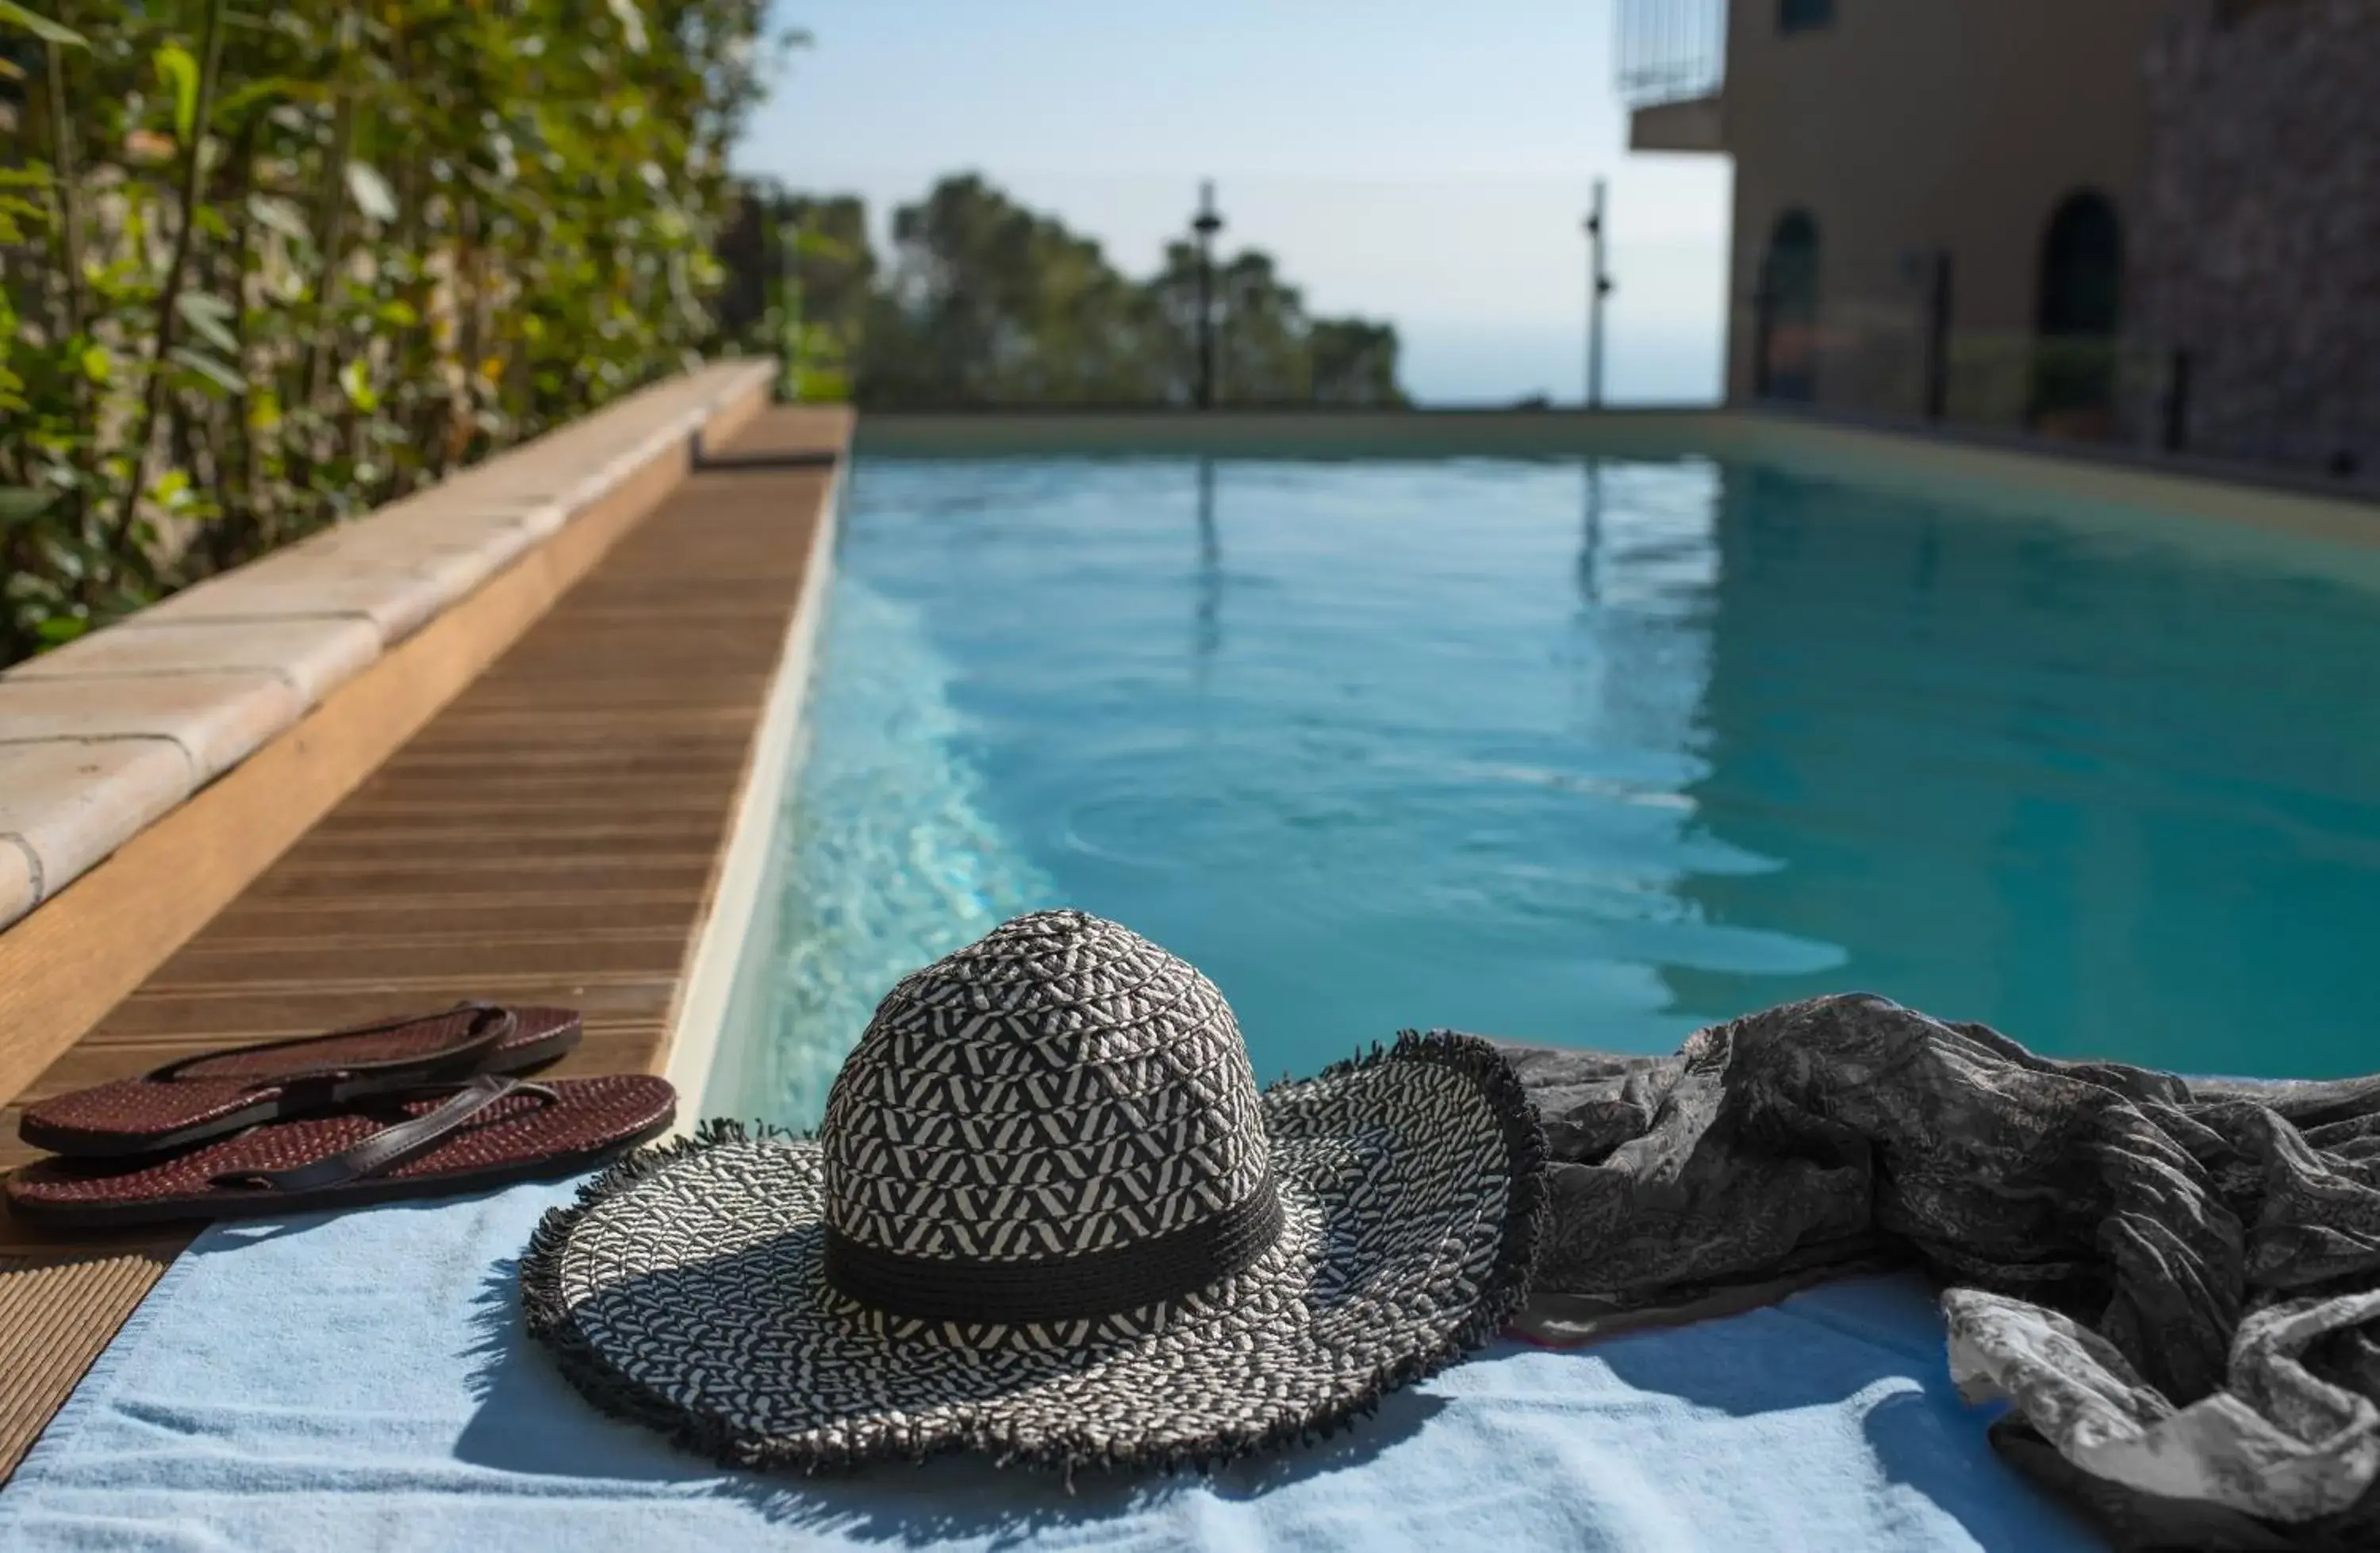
[1499,991,2380,1553]
[0,1175,2101,1552]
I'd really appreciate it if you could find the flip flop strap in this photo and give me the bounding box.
[211,1076,558,1194]
[148,1002,517,1088]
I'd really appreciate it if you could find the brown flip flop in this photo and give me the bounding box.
[17,1003,581,1159]
[5,1073,676,1228]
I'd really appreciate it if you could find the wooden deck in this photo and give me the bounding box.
[0,405,850,1482]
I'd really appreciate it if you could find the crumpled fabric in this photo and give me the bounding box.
[1491,993,2380,1551]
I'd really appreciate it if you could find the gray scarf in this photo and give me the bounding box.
[1493,992,2380,1552]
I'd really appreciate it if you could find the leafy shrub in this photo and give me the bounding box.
[0,0,797,667]
[712,184,871,405]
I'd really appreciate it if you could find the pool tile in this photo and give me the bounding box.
[0,672,302,781]
[0,738,194,920]
[8,618,382,705]
[129,566,466,645]
[263,518,543,594]
[0,837,32,927]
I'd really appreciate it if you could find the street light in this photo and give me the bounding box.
[1583,180,1615,409]
[1192,182,1224,409]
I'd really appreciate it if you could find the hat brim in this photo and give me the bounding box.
[521,1032,1546,1478]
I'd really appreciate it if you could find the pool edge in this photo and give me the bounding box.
[656,432,851,1129]
[854,408,2380,555]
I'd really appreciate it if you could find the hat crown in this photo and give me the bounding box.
[819,910,1276,1284]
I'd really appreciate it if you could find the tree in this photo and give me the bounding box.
[715,182,873,399]
[1145,242,1316,404]
[851,174,1171,408]
[1309,319,1404,406]
[816,174,1407,409]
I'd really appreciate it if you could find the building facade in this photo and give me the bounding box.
[1620,0,2379,484]
[2133,2,2380,478]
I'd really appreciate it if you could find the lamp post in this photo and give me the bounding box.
[1583,180,1614,409]
[1192,182,1224,409]
[1921,247,1954,422]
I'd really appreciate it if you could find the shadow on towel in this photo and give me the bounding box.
[1585,1274,2082,1553]
[455,1256,1448,1543]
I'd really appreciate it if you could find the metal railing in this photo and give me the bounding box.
[1617,0,1729,109]
[1733,259,2380,490]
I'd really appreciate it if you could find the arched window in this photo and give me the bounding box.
[1755,209,1821,402]
[2030,191,2125,434]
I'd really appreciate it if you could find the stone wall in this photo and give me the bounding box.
[2134,0,2380,481]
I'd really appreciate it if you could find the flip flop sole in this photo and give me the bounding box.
[17,1007,582,1159]
[7,1075,673,1229]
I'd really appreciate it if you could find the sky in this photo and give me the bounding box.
[735,1,1736,406]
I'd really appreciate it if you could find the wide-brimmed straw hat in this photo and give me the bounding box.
[521,908,1545,1476]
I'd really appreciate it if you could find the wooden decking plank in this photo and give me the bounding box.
[0,405,849,1482]
[194,897,711,942]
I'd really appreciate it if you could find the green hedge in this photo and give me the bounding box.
[0,0,793,667]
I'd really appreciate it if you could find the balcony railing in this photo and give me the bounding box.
[1616,0,1729,109]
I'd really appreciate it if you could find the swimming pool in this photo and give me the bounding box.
[706,451,2380,1126]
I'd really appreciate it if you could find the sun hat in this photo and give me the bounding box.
[520,907,1547,1478]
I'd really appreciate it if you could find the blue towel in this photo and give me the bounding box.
[0,1179,2103,1551]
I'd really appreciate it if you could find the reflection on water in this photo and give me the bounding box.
[1196,457,1223,665]
[717,452,2380,1124]
[1670,463,2380,1079]
[1576,459,1603,609]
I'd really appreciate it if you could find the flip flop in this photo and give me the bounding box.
[5,1073,676,1228]
[16,1003,581,1159]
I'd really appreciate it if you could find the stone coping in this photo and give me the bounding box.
[859,408,2380,562]
[0,361,777,931]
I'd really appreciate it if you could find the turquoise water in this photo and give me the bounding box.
[711,454,2380,1126]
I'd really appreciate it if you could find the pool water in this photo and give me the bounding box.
[708,454,2380,1125]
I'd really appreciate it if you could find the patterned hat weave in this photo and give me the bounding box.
[523,908,1546,1477]
[819,911,1281,1325]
